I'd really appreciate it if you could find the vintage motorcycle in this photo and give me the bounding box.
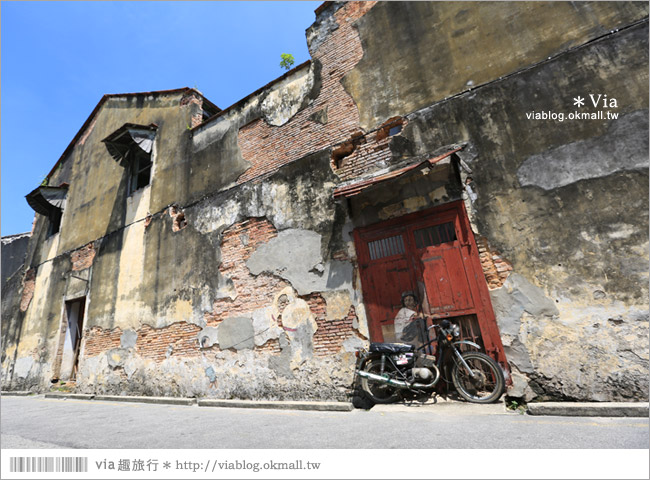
[354,319,505,405]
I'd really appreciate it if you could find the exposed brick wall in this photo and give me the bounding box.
[332,117,409,181]
[83,326,122,357]
[136,323,202,361]
[206,218,290,324]
[330,124,401,181]
[236,1,378,185]
[167,206,188,232]
[83,322,203,362]
[181,91,205,128]
[204,218,361,354]
[19,268,36,312]
[304,293,359,356]
[255,337,282,354]
[476,236,513,289]
[70,242,96,271]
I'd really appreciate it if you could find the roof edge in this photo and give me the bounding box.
[315,2,334,16]
[193,60,312,132]
[46,87,219,180]
[1,232,32,242]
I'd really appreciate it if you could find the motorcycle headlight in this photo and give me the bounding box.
[452,324,460,337]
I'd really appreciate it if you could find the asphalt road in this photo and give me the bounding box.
[1,395,648,449]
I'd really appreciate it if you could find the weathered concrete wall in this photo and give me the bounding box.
[375,20,649,401]
[190,61,321,195]
[0,233,32,385]
[1,233,30,288]
[23,91,203,271]
[192,2,378,189]
[1,256,28,387]
[3,2,648,403]
[4,90,210,391]
[73,150,365,400]
[343,1,649,130]
[2,252,70,390]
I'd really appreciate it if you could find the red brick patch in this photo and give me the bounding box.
[476,236,513,289]
[71,242,96,271]
[236,2,379,185]
[19,268,37,313]
[206,218,290,324]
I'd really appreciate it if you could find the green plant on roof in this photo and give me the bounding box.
[279,53,295,71]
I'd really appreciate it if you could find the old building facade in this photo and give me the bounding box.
[2,1,648,402]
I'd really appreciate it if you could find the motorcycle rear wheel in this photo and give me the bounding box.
[360,359,401,404]
[452,352,504,404]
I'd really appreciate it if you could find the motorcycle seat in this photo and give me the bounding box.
[369,342,415,354]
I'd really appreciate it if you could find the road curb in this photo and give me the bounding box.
[527,402,649,417]
[94,395,196,406]
[10,393,647,416]
[39,393,352,411]
[44,393,95,400]
[43,393,195,405]
[198,399,353,411]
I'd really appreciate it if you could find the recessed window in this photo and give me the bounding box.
[47,208,62,236]
[102,123,157,195]
[388,124,402,136]
[376,117,405,141]
[129,148,152,193]
[26,184,68,238]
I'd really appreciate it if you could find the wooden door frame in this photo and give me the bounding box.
[353,201,509,369]
[52,296,87,382]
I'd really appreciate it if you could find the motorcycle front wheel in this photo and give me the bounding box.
[452,352,505,404]
[360,358,401,404]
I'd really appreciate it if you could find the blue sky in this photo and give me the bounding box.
[1,1,321,235]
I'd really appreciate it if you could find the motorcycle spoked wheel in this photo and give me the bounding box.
[451,352,505,404]
[360,358,402,404]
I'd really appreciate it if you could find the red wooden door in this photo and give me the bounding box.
[355,226,416,342]
[354,201,508,369]
[410,211,475,316]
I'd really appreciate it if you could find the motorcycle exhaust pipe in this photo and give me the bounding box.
[357,368,439,389]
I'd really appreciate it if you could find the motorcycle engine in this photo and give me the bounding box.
[411,367,433,381]
[415,353,436,368]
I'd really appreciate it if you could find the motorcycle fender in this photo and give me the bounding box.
[452,340,481,350]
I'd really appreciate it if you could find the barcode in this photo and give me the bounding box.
[10,457,88,473]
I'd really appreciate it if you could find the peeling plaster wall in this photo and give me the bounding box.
[26,92,197,263]
[342,1,648,130]
[3,254,70,391]
[3,91,210,391]
[517,111,648,190]
[1,234,31,385]
[3,2,648,403]
[260,65,316,127]
[360,18,649,400]
[246,229,353,296]
[76,347,358,401]
[72,149,365,400]
[1,262,27,386]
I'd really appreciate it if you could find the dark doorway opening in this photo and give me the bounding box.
[53,297,86,382]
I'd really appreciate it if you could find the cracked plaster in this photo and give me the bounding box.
[517,111,649,190]
[246,229,354,296]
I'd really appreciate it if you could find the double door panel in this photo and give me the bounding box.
[354,202,507,366]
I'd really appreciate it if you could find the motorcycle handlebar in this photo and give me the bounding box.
[427,319,451,328]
